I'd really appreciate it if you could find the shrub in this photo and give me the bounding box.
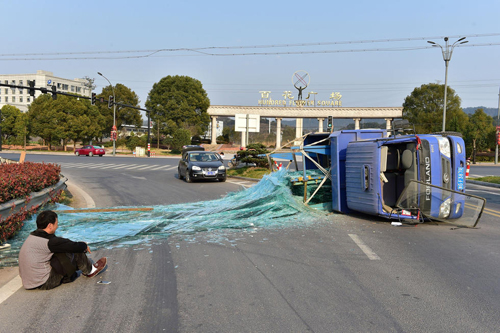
[126,135,146,152]
[170,129,191,151]
[0,162,63,242]
[0,162,61,204]
[236,143,272,168]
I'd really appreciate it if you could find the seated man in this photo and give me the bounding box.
[18,210,107,290]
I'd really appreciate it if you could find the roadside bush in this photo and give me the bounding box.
[217,135,228,144]
[170,128,191,151]
[236,143,272,168]
[0,162,63,242]
[126,135,146,152]
[0,162,61,204]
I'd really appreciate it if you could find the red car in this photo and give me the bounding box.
[75,145,106,157]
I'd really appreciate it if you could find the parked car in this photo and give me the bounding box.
[178,150,226,183]
[74,145,106,157]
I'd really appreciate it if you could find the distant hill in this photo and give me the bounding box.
[463,106,499,118]
[281,118,386,131]
[218,116,385,132]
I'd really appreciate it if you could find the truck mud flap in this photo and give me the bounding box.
[395,180,486,228]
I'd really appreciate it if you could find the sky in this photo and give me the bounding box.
[2,0,500,118]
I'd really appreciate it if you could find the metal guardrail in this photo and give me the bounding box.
[0,176,68,220]
[0,157,18,164]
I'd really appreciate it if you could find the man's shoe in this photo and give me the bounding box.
[86,257,107,278]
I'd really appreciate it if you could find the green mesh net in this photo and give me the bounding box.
[0,169,332,267]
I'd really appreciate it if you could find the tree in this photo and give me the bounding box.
[402,83,468,134]
[28,94,105,150]
[169,128,191,151]
[465,108,495,160]
[146,75,210,138]
[96,83,142,137]
[64,96,105,148]
[126,133,146,152]
[1,105,27,145]
[82,76,96,91]
[28,95,63,150]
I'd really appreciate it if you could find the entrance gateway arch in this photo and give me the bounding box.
[207,105,403,147]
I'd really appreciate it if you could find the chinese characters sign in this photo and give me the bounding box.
[258,90,342,107]
[258,71,342,107]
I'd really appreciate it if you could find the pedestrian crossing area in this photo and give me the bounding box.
[59,162,178,172]
[58,162,256,187]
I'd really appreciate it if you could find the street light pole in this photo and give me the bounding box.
[496,87,500,164]
[427,37,468,132]
[97,72,116,156]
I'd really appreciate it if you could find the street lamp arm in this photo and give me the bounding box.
[427,37,467,132]
[97,72,116,97]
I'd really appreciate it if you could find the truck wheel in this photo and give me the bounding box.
[89,152,93,157]
[185,173,192,183]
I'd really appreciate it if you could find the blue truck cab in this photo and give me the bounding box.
[344,132,466,220]
[299,128,468,222]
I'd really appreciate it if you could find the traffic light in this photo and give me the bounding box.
[51,86,57,100]
[327,116,333,129]
[91,93,96,105]
[108,95,114,108]
[28,80,36,97]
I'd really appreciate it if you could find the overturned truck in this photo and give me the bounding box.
[271,123,486,227]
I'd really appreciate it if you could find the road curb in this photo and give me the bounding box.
[228,176,261,182]
[466,179,500,188]
[65,180,96,209]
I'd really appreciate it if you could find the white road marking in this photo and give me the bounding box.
[113,164,139,169]
[93,164,120,169]
[348,234,381,260]
[467,189,500,196]
[60,163,178,172]
[149,165,173,170]
[226,180,254,188]
[121,165,144,170]
[0,275,22,304]
[138,165,160,170]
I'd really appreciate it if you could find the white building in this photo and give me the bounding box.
[0,70,92,112]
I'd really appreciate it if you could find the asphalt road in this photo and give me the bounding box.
[1,152,500,332]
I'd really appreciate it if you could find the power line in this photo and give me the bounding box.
[0,34,499,61]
